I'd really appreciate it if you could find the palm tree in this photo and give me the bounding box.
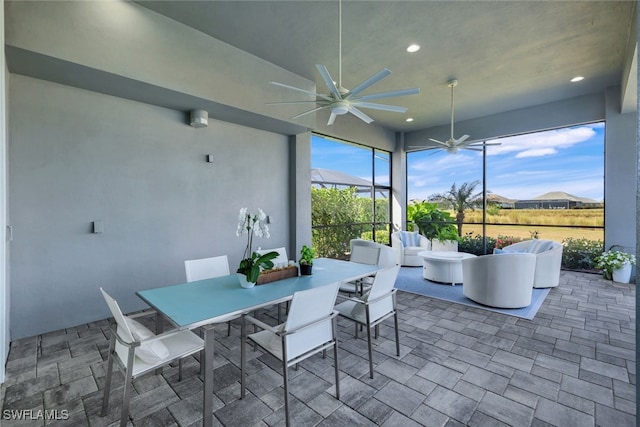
[429,181,482,236]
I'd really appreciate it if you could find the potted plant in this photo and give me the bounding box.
[595,250,636,283]
[432,225,460,252]
[236,207,278,288]
[299,245,314,275]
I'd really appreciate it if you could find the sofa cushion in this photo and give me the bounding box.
[399,231,420,247]
[494,247,527,255]
[535,240,555,253]
[405,246,426,256]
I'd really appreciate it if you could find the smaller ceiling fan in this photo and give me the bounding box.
[267,0,419,126]
[424,79,499,154]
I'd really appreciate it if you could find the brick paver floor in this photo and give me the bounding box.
[1,270,635,426]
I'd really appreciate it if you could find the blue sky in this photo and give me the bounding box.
[312,122,605,202]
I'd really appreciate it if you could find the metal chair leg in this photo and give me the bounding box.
[101,335,116,417]
[227,320,232,336]
[178,358,183,381]
[283,360,291,427]
[119,349,136,427]
[375,324,379,339]
[394,312,400,357]
[366,324,374,379]
[240,316,246,399]
[333,317,340,400]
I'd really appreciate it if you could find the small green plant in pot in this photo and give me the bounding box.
[299,245,314,275]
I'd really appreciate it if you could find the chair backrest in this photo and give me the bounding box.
[283,282,340,360]
[366,266,400,322]
[100,288,136,363]
[256,247,288,266]
[350,245,380,266]
[351,239,397,267]
[184,255,230,282]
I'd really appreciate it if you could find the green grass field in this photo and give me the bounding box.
[458,208,604,242]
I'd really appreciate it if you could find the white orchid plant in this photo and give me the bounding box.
[235,208,278,283]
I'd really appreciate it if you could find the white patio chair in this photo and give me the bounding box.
[184,254,230,282]
[185,255,234,336]
[334,266,401,379]
[240,282,341,427]
[100,288,204,427]
[339,244,381,296]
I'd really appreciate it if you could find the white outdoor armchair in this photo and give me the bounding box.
[100,288,204,427]
[240,282,341,427]
[391,231,431,266]
[461,253,536,308]
[496,239,563,288]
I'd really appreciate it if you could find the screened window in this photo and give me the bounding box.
[311,134,392,258]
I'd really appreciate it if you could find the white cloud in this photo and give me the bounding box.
[515,148,558,158]
[487,125,597,158]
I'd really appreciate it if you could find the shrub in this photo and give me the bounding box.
[458,232,496,256]
[561,237,604,271]
[494,235,524,249]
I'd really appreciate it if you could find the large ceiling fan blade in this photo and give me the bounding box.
[270,81,332,101]
[347,106,374,124]
[357,88,420,101]
[265,100,322,105]
[316,64,342,100]
[462,147,483,152]
[291,105,330,120]
[454,135,470,145]
[429,138,449,147]
[327,112,337,126]
[346,68,391,98]
[353,101,407,113]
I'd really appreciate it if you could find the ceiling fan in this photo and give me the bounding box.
[423,79,499,154]
[267,0,419,126]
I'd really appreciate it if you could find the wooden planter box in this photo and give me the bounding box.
[256,265,299,285]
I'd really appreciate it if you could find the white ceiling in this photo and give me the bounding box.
[137,0,637,132]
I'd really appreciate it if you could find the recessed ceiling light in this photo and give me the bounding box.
[571,76,584,82]
[406,117,414,122]
[406,44,420,53]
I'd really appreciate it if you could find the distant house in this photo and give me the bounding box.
[486,193,516,209]
[514,191,603,209]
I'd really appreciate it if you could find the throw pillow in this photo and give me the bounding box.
[535,240,554,253]
[524,240,539,253]
[125,317,170,364]
[400,231,420,247]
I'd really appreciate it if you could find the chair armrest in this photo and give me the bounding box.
[366,289,397,305]
[243,314,280,333]
[336,294,366,304]
[126,309,157,319]
[281,311,339,337]
[108,322,141,348]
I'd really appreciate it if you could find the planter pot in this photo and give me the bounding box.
[300,263,313,276]
[431,239,459,252]
[612,262,632,284]
[237,273,256,289]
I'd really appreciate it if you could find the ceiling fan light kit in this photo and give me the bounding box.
[268,0,419,126]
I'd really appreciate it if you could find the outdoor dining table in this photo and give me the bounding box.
[136,257,382,427]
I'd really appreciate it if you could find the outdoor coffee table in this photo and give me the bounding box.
[418,251,477,286]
